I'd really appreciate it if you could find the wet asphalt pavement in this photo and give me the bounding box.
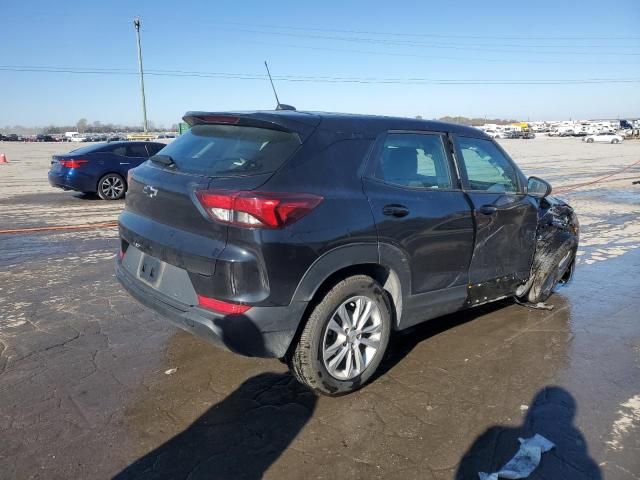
[1,139,639,479]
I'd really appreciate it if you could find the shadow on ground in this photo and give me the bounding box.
[456,386,602,479]
[114,371,317,480]
[115,317,317,480]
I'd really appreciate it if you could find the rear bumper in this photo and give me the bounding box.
[48,171,96,193]
[115,257,308,358]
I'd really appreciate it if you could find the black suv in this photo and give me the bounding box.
[116,111,579,395]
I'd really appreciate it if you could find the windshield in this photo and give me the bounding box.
[158,124,301,176]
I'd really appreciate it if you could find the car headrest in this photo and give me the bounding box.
[383,147,418,179]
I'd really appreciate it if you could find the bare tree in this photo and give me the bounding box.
[76,118,88,133]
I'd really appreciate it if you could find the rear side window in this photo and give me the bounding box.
[126,144,149,157]
[456,137,519,192]
[146,143,165,156]
[375,133,452,189]
[109,145,127,156]
[158,124,301,176]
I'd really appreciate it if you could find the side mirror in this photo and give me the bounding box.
[527,176,552,198]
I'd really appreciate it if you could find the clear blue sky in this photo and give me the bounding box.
[2,0,639,127]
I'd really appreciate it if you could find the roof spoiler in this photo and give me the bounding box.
[182,111,320,140]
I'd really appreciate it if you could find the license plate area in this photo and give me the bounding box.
[138,254,163,285]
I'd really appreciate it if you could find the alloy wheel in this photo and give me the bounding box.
[100,175,124,199]
[322,295,383,380]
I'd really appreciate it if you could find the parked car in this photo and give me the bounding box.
[583,132,624,144]
[48,141,165,200]
[503,130,520,139]
[35,134,56,142]
[115,111,579,395]
[484,130,503,139]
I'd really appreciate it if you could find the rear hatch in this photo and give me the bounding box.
[120,112,320,271]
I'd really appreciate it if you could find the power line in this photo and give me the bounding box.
[211,28,640,56]
[1,65,639,85]
[217,21,640,42]
[228,39,640,65]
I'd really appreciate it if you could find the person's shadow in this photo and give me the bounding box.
[114,315,317,480]
[456,386,602,479]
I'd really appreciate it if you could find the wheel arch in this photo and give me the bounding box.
[293,244,407,315]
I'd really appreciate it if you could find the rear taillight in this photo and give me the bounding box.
[197,295,251,314]
[195,190,323,229]
[59,159,89,168]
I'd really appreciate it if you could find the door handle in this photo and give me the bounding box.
[383,204,410,217]
[479,205,498,215]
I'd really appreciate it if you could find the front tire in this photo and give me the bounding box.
[97,173,126,200]
[526,240,576,304]
[289,275,392,396]
[586,138,594,143]
[612,139,619,144]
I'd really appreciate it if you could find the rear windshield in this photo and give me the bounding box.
[68,144,106,155]
[158,124,301,176]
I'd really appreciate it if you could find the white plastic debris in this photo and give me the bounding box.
[164,368,178,375]
[479,434,555,480]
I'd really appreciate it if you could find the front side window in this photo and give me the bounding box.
[456,137,519,192]
[375,133,452,189]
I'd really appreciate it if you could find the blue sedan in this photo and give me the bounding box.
[48,141,165,200]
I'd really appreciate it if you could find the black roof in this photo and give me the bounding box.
[184,110,488,138]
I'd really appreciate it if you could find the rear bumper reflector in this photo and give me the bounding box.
[197,295,251,315]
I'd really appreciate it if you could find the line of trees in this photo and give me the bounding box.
[4,115,519,135]
[1,119,178,135]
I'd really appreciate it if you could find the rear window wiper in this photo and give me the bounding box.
[150,154,175,167]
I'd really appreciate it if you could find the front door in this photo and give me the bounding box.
[452,135,538,295]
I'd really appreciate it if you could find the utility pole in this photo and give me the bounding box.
[133,17,148,133]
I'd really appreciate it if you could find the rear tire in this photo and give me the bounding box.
[97,173,126,200]
[289,275,392,396]
[586,138,594,143]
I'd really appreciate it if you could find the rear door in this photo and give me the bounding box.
[125,143,150,168]
[452,135,537,290]
[364,131,475,297]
